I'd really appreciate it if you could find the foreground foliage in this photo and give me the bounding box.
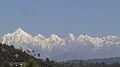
[0,43,120,67]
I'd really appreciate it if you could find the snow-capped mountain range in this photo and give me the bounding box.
[1,28,120,61]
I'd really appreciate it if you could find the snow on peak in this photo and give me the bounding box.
[2,28,120,48]
[77,35,104,47]
[34,34,47,44]
[2,28,120,60]
[36,34,46,39]
[103,35,120,45]
[2,28,33,45]
[48,34,63,44]
[13,28,31,36]
[15,28,24,33]
[67,33,76,42]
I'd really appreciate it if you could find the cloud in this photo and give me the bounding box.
[22,8,38,16]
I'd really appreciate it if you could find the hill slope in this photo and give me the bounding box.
[0,43,61,67]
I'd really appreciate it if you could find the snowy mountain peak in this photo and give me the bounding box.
[77,35,104,47]
[13,28,31,37]
[34,34,46,43]
[48,34,63,44]
[49,34,59,39]
[68,33,76,38]
[2,28,33,45]
[67,33,76,42]
[2,28,120,61]
[36,34,45,38]
[103,35,120,46]
[15,28,25,34]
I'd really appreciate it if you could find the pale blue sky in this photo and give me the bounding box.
[0,0,120,36]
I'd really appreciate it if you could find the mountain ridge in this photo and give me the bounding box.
[1,28,120,61]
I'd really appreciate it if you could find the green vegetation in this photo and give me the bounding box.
[0,43,120,67]
[0,43,61,67]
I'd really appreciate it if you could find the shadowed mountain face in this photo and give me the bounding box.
[1,28,120,61]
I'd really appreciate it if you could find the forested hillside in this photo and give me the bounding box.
[0,43,60,67]
[1,43,120,67]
